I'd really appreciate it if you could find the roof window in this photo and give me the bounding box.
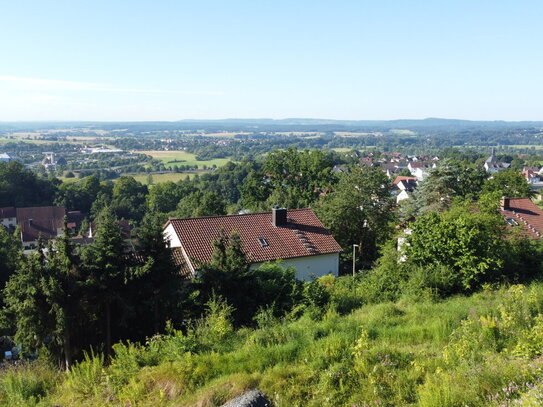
[258,237,269,248]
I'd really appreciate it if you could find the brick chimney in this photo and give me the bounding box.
[501,197,510,210]
[272,207,287,227]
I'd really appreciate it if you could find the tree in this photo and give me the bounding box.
[400,161,486,220]
[263,148,334,208]
[3,241,51,359]
[2,236,83,368]
[147,181,191,214]
[176,191,227,218]
[0,161,58,207]
[239,170,272,211]
[0,227,22,298]
[55,175,103,214]
[81,207,131,357]
[109,176,148,221]
[40,226,83,368]
[483,170,534,198]
[195,231,301,325]
[317,166,394,272]
[131,211,187,334]
[405,203,506,290]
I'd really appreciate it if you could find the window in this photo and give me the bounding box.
[258,237,269,248]
[505,218,519,226]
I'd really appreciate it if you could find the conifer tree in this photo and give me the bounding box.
[3,239,52,358]
[82,207,128,357]
[133,210,186,334]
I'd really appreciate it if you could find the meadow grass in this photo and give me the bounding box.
[131,172,201,183]
[138,150,232,169]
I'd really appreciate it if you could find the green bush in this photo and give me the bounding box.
[0,361,58,407]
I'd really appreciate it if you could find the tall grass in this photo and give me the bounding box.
[3,281,543,406]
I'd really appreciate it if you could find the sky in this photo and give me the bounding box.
[1,0,542,122]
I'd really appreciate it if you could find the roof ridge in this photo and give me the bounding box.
[168,208,314,222]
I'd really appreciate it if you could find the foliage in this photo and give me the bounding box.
[195,232,302,325]
[405,203,507,290]
[483,169,534,198]
[317,166,394,270]
[400,160,487,219]
[0,161,58,207]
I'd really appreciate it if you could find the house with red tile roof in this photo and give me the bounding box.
[499,197,543,238]
[163,207,342,281]
[16,206,68,249]
[392,176,418,203]
[0,206,83,249]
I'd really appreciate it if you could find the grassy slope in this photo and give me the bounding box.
[3,283,543,407]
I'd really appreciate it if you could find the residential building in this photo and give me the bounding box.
[484,148,510,173]
[0,206,83,249]
[392,176,418,203]
[164,207,342,281]
[408,161,435,181]
[0,207,17,229]
[522,168,541,184]
[0,153,14,162]
[499,197,543,238]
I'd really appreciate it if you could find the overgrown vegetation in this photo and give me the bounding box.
[3,282,543,406]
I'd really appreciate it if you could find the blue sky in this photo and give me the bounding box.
[1,1,542,121]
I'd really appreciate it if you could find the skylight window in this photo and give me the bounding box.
[505,218,519,226]
[258,237,269,248]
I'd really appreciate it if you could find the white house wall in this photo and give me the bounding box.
[1,217,16,229]
[164,223,182,248]
[251,253,339,281]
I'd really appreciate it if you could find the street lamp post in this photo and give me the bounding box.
[352,244,359,276]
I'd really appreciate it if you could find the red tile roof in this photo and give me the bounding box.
[171,247,193,278]
[500,198,543,238]
[393,176,417,185]
[0,207,16,219]
[166,209,342,267]
[16,206,66,243]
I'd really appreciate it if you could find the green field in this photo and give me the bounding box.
[138,150,232,168]
[131,172,200,183]
[507,144,543,150]
[59,172,202,185]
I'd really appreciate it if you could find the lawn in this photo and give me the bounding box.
[138,150,232,168]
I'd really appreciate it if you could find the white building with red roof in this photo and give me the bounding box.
[163,207,342,281]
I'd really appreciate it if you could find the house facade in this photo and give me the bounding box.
[484,149,510,174]
[0,207,17,229]
[164,207,342,281]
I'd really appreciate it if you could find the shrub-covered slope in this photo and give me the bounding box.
[3,283,543,407]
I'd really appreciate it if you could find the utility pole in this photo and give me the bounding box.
[352,244,359,276]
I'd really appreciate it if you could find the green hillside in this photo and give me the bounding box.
[3,279,543,407]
